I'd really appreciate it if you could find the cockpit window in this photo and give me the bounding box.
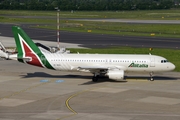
[161,60,169,63]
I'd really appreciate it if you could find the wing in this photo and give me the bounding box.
[18,57,32,62]
[78,66,108,70]
[78,66,108,73]
[77,65,126,74]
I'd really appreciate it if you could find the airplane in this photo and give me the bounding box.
[4,26,176,82]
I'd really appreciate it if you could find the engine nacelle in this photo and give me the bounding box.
[106,69,124,81]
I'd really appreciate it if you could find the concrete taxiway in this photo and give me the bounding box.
[0,60,180,120]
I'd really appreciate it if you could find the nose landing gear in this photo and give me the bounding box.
[149,72,154,81]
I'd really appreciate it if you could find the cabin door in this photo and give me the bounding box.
[150,57,155,67]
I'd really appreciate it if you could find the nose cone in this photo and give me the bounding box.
[169,63,176,71]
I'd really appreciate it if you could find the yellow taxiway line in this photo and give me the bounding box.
[57,87,104,120]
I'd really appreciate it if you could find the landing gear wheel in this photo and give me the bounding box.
[150,78,154,81]
[149,72,154,81]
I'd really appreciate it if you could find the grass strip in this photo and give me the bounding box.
[0,10,180,20]
[34,21,180,38]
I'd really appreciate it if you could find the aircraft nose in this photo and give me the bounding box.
[169,63,175,71]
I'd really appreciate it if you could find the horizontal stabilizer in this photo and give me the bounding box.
[18,57,32,62]
[0,49,8,59]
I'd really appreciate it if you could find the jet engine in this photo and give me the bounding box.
[106,69,124,81]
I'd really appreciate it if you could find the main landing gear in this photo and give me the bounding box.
[149,72,154,81]
[92,76,98,82]
[92,74,99,82]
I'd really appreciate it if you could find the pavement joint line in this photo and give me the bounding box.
[126,79,148,82]
[57,86,106,120]
[0,80,52,101]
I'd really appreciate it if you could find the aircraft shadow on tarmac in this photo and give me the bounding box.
[20,72,179,84]
[21,72,127,85]
[21,72,91,79]
[126,76,178,81]
[81,76,179,85]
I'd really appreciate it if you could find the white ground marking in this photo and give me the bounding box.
[0,118,14,120]
[0,76,20,83]
[74,113,131,120]
[30,110,71,119]
[0,98,35,107]
[139,96,180,105]
[91,87,129,93]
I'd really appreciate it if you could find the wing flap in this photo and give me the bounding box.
[77,65,127,73]
[78,66,108,70]
[77,66,108,73]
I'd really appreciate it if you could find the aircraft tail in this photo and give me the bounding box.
[12,26,54,69]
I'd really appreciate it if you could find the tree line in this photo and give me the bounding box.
[0,0,180,11]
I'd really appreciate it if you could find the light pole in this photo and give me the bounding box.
[55,7,60,49]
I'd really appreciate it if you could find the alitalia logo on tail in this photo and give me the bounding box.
[128,63,148,68]
[18,34,46,68]
[12,26,54,70]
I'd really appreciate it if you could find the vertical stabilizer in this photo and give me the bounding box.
[12,26,54,69]
[12,26,41,60]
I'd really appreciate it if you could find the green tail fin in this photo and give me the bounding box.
[12,26,54,69]
[12,26,41,57]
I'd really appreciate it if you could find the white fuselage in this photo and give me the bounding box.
[43,53,175,73]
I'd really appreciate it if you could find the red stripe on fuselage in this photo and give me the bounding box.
[23,42,43,67]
